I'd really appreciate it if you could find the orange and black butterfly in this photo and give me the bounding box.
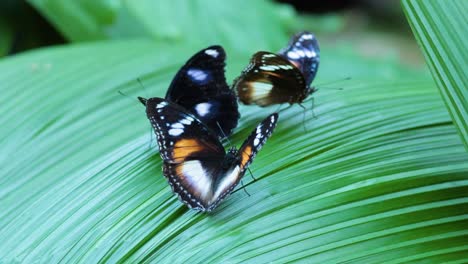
[144,45,239,139]
[233,31,320,106]
[138,97,278,212]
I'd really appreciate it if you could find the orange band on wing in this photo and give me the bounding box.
[240,145,252,168]
[172,139,204,162]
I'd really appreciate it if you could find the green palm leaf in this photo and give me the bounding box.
[402,0,468,151]
[1,39,467,263]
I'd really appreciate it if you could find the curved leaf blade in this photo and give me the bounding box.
[402,0,468,151]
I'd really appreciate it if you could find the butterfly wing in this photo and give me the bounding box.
[144,97,226,211]
[233,52,307,106]
[204,113,280,211]
[237,113,279,174]
[165,46,239,138]
[278,31,320,87]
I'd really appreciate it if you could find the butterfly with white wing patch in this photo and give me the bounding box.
[163,45,240,139]
[233,31,320,107]
[139,97,278,212]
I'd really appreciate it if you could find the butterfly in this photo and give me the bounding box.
[138,97,278,212]
[141,45,239,138]
[233,31,320,107]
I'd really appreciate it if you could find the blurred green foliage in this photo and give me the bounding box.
[28,0,295,53]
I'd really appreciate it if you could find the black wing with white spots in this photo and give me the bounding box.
[237,113,278,174]
[140,97,278,212]
[142,97,225,163]
[233,52,307,106]
[165,46,239,138]
[204,113,279,211]
[142,97,226,211]
[278,31,320,87]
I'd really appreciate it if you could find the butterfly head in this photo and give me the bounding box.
[294,85,316,104]
[138,96,147,106]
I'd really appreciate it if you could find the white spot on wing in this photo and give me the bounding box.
[297,49,305,57]
[305,50,316,58]
[254,138,260,146]
[256,125,262,134]
[205,49,219,57]
[251,82,273,99]
[180,117,192,125]
[171,123,184,129]
[259,65,279,71]
[168,128,184,136]
[182,160,213,199]
[156,101,168,108]
[187,69,208,81]
[195,102,211,117]
[301,34,313,40]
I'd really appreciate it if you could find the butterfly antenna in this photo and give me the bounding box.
[318,86,344,90]
[118,90,140,103]
[137,77,150,98]
[216,121,233,148]
[315,77,351,87]
[135,78,154,149]
[311,97,317,119]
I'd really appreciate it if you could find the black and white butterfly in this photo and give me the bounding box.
[139,97,278,212]
[233,31,320,107]
[141,45,239,138]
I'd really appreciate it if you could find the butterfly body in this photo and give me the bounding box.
[164,45,239,138]
[140,97,278,212]
[233,32,320,107]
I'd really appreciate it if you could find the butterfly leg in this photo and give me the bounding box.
[298,103,309,132]
[240,180,251,197]
[216,121,233,148]
[232,179,251,196]
[247,167,257,181]
[278,104,294,114]
[311,97,317,119]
